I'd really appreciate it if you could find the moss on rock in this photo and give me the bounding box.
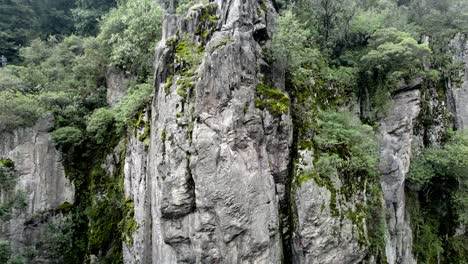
[255,83,290,116]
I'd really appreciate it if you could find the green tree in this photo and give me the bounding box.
[72,0,117,36]
[270,10,311,72]
[0,91,45,131]
[86,108,115,144]
[0,240,11,264]
[114,82,153,130]
[295,0,356,50]
[0,0,38,63]
[314,110,378,179]
[0,159,27,222]
[23,216,74,264]
[30,0,76,37]
[361,27,431,80]
[98,0,163,77]
[52,126,84,147]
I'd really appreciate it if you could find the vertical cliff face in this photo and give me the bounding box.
[123,111,152,264]
[124,2,424,263]
[106,67,133,106]
[0,116,74,252]
[123,0,294,262]
[448,33,468,130]
[378,87,420,264]
[376,33,468,264]
[292,147,366,264]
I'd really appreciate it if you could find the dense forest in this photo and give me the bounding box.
[0,0,467,263]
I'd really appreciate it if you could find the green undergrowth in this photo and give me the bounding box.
[0,159,27,222]
[167,35,204,108]
[59,117,140,263]
[135,110,151,148]
[406,131,468,263]
[194,3,217,43]
[118,199,137,245]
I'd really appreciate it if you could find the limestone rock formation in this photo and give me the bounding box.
[106,67,133,106]
[123,111,152,264]
[378,88,420,264]
[123,0,294,262]
[292,149,366,264]
[0,115,74,253]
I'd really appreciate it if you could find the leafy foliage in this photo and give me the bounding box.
[0,159,27,222]
[113,82,153,130]
[98,0,163,77]
[297,110,384,260]
[313,110,378,181]
[0,36,107,132]
[0,91,46,132]
[22,216,74,264]
[87,108,115,144]
[255,83,290,116]
[361,28,431,80]
[0,0,38,64]
[52,126,84,147]
[0,1,161,263]
[72,0,117,36]
[270,10,311,71]
[0,0,80,63]
[408,131,468,263]
[0,241,9,263]
[297,0,356,49]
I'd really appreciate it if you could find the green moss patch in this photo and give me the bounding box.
[211,39,233,53]
[255,83,290,116]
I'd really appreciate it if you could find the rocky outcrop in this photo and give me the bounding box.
[106,67,133,106]
[149,0,293,262]
[121,0,295,262]
[447,33,468,130]
[292,149,366,264]
[379,88,420,264]
[0,116,74,252]
[123,112,152,264]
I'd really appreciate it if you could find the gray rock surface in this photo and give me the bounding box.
[123,112,152,264]
[122,0,295,262]
[378,89,419,264]
[292,149,365,264]
[106,67,133,106]
[448,33,468,129]
[0,115,73,252]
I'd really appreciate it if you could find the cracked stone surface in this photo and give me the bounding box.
[448,33,468,130]
[378,89,419,264]
[123,1,293,263]
[0,115,74,253]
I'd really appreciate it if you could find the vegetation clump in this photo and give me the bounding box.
[0,159,28,263]
[171,37,203,105]
[98,0,163,77]
[211,39,233,53]
[118,199,138,244]
[407,131,468,263]
[255,83,290,116]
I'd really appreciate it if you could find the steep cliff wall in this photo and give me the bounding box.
[122,0,295,262]
[123,111,151,264]
[448,33,468,130]
[379,88,419,264]
[0,116,74,252]
[292,147,366,263]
